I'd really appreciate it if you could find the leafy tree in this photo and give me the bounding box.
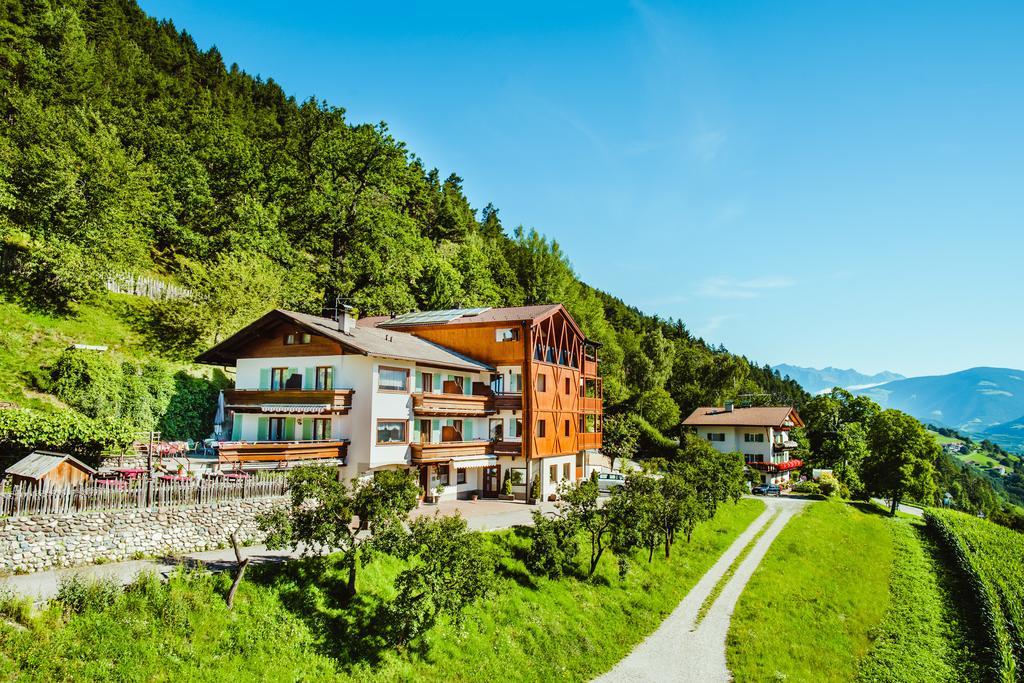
[635,387,681,432]
[384,513,495,645]
[557,477,613,577]
[864,410,939,515]
[524,505,579,578]
[259,466,418,598]
[601,413,639,471]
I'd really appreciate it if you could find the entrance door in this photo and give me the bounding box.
[482,466,500,498]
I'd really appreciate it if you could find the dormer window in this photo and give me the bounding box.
[284,332,311,345]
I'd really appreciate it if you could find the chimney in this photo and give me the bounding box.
[724,401,734,413]
[336,304,356,334]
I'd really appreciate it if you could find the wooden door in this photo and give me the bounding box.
[422,372,433,394]
[482,466,499,497]
[419,419,431,444]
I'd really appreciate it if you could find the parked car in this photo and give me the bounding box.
[752,484,781,497]
[595,472,626,492]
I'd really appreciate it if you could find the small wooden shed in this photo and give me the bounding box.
[6,450,96,487]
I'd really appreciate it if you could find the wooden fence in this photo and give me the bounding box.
[105,273,192,301]
[0,476,288,518]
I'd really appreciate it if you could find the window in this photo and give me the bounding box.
[421,372,434,393]
[537,374,547,392]
[565,377,571,394]
[270,368,288,391]
[489,418,504,441]
[706,432,726,442]
[495,327,520,342]
[457,469,467,485]
[549,464,558,484]
[379,367,409,392]
[510,468,526,486]
[744,433,765,443]
[563,462,571,480]
[268,417,286,441]
[315,366,334,390]
[538,420,547,437]
[511,372,522,392]
[437,465,450,486]
[509,418,523,438]
[284,332,311,345]
[376,420,407,444]
[564,419,570,437]
[312,418,331,440]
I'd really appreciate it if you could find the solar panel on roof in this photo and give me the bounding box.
[386,307,491,326]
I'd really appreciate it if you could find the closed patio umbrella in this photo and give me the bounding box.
[213,390,226,440]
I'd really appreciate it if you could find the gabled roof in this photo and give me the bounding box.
[196,309,493,373]
[6,450,96,480]
[682,406,804,428]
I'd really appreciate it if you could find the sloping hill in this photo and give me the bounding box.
[981,416,1024,453]
[854,367,1024,439]
[773,364,904,395]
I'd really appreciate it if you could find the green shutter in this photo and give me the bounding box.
[257,417,269,441]
[464,377,472,395]
[415,371,423,391]
[464,421,473,440]
[259,368,270,390]
[285,417,296,440]
[304,368,315,390]
[302,420,313,440]
[230,417,242,441]
[432,419,441,441]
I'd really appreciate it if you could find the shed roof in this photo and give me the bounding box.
[681,406,804,428]
[6,450,96,480]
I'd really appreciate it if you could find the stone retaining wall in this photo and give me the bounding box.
[0,498,285,574]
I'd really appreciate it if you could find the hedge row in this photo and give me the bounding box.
[0,408,134,462]
[926,508,1024,682]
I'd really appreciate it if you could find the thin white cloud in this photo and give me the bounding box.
[693,128,726,163]
[698,314,734,338]
[698,276,795,300]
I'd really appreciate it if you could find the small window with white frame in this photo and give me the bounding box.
[706,432,726,442]
[744,433,765,443]
[495,327,520,342]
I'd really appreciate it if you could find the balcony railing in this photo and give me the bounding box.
[412,392,493,417]
[580,432,602,450]
[410,440,493,463]
[583,358,599,377]
[225,389,354,414]
[217,440,349,463]
[581,396,602,413]
[492,392,523,412]
[746,458,803,473]
[773,440,799,451]
[491,440,522,456]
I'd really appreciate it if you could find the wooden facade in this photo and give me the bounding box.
[218,320,344,360]
[226,388,355,413]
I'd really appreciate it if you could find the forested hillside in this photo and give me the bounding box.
[0,0,805,457]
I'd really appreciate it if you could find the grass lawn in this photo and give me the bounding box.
[929,430,964,446]
[0,499,764,682]
[855,519,982,682]
[958,451,1002,468]
[726,500,894,682]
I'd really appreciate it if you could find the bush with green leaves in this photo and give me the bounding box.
[524,507,579,578]
[384,513,495,645]
[0,407,133,460]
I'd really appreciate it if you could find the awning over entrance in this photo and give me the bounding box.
[420,455,498,469]
[259,403,330,413]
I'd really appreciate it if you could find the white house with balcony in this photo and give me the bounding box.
[681,404,805,486]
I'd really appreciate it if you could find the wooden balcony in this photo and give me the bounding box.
[217,440,348,463]
[412,392,493,417]
[583,358,599,377]
[225,389,354,414]
[492,393,523,412]
[580,432,602,450]
[491,441,523,457]
[410,440,492,463]
[581,396,602,413]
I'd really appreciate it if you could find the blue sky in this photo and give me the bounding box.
[139,0,1023,378]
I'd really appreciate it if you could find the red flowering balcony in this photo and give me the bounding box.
[746,458,803,473]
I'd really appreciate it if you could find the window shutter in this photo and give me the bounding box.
[285,418,296,440]
[302,420,313,440]
[415,371,423,391]
[432,419,441,441]
[464,421,473,440]
[259,368,270,390]
[231,418,242,441]
[257,417,269,441]
[304,368,314,390]
[464,377,472,395]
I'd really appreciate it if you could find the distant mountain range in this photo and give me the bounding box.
[775,364,1024,454]
[773,365,905,395]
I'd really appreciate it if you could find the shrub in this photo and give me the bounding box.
[0,407,133,460]
[524,509,578,578]
[792,480,821,495]
[55,575,123,615]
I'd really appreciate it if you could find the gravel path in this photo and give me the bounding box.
[0,499,557,603]
[595,496,811,683]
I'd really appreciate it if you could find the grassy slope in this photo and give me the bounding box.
[726,501,893,682]
[855,519,981,682]
[0,499,764,682]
